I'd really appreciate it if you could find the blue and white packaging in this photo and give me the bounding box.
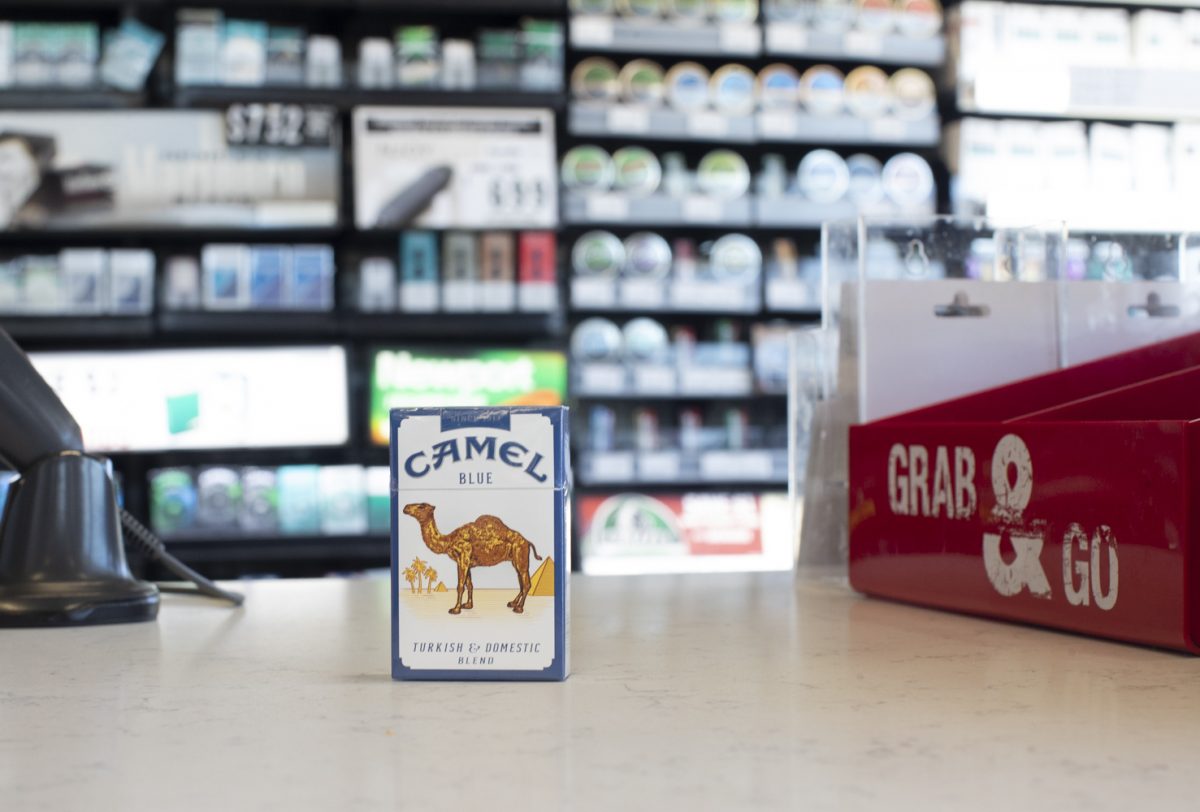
[391,406,569,681]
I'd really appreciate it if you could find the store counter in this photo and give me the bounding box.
[3,572,1197,810]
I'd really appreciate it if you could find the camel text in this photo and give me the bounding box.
[404,435,548,482]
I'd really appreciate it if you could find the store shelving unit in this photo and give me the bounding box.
[0,0,569,579]
[1,0,949,578]
[941,0,1200,233]
[559,2,948,574]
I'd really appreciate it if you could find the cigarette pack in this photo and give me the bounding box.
[391,406,569,681]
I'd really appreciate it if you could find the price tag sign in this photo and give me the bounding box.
[757,110,799,139]
[607,106,651,134]
[765,23,808,54]
[687,111,729,138]
[844,31,885,57]
[682,196,723,224]
[572,16,615,47]
[638,450,682,481]
[700,451,776,481]
[868,117,907,142]
[572,277,618,309]
[578,363,627,395]
[672,281,755,311]
[620,278,666,309]
[590,452,636,483]
[679,366,753,395]
[632,364,677,394]
[766,278,812,310]
[225,104,336,148]
[399,282,439,314]
[587,194,630,222]
[719,23,761,54]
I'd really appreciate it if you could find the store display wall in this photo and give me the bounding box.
[0,0,949,578]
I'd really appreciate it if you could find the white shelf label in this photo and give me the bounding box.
[399,282,438,313]
[719,23,760,54]
[678,366,753,395]
[638,450,682,481]
[700,450,775,481]
[757,110,799,139]
[589,451,635,483]
[572,16,615,47]
[844,31,884,57]
[868,117,907,142]
[671,280,756,311]
[765,23,808,54]
[766,277,812,310]
[620,278,667,309]
[586,193,630,222]
[441,280,477,313]
[632,364,677,394]
[607,105,651,134]
[682,195,723,223]
[478,280,516,312]
[687,111,729,138]
[518,282,558,312]
[572,277,618,309]
[578,362,627,394]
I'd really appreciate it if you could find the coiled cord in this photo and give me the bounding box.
[119,508,244,606]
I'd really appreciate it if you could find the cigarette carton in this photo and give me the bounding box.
[391,406,569,681]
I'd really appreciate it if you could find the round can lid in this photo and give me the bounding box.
[623,232,674,279]
[844,65,891,119]
[664,61,713,111]
[708,234,763,280]
[799,64,845,116]
[889,68,936,120]
[619,59,667,105]
[811,0,856,31]
[696,149,752,199]
[571,57,621,101]
[709,0,759,23]
[896,0,943,37]
[612,146,663,197]
[617,0,665,17]
[665,0,710,20]
[757,63,801,109]
[571,318,624,361]
[881,152,934,207]
[572,230,627,277]
[571,0,617,12]
[846,153,885,204]
[710,64,758,116]
[622,317,671,360]
[857,0,897,31]
[561,145,615,191]
[797,149,850,204]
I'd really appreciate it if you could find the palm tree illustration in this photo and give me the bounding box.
[411,557,428,593]
[403,566,416,594]
[426,567,438,594]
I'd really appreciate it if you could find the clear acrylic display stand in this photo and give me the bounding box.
[791,217,1200,571]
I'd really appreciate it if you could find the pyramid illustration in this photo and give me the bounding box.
[528,558,554,597]
[434,582,447,592]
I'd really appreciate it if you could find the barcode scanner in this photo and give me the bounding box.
[0,329,241,627]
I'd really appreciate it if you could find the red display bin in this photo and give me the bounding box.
[848,330,1200,653]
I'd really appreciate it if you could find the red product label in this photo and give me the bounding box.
[518,232,556,284]
[580,492,763,559]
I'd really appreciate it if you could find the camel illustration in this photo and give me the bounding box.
[402,502,542,615]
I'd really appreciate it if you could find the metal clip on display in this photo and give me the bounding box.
[0,329,241,627]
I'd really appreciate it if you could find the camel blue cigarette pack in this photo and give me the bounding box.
[390,406,569,681]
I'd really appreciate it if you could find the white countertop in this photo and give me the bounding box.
[3,572,1199,811]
